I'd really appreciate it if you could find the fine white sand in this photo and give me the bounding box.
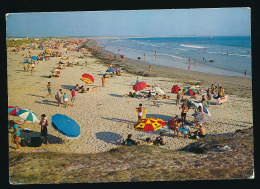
[8,38,253,154]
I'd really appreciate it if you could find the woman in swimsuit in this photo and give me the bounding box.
[45,82,52,98]
[156,132,166,145]
[179,103,189,126]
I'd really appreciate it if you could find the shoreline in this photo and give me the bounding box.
[82,39,252,98]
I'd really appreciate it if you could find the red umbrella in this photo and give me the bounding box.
[133,82,147,91]
[171,85,180,93]
[81,73,94,84]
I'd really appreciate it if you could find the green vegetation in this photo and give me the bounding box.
[9,127,254,184]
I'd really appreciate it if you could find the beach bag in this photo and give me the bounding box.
[55,94,58,100]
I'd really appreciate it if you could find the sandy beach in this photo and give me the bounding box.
[7,38,253,154]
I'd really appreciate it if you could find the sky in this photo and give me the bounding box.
[6,8,251,37]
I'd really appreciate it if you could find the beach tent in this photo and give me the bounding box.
[52,114,80,138]
[171,85,180,93]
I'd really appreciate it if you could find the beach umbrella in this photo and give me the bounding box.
[8,106,23,116]
[171,85,180,93]
[50,70,60,74]
[192,112,212,122]
[134,118,166,132]
[81,73,94,84]
[133,82,147,91]
[19,109,38,122]
[154,87,166,95]
[183,88,195,96]
[52,114,80,138]
[106,68,115,72]
[46,49,51,53]
[31,56,37,61]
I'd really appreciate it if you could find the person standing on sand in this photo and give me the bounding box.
[136,77,139,83]
[102,75,106,87]
[137,103,143,121]
[207,88,212,106]
[179,103,189,126]
[45,82,52,98]
[63,92,69,108]
[56,89,62,107]
[144,53,146,61]
[176,89,182,106]
[244,70,247,78]
[39,114,49,145]
[70,89,76,106]
[23,62,27,71]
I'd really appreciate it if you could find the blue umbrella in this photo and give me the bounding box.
[31,56,37,60]
[52,114,80,138]
[106,68,115,72]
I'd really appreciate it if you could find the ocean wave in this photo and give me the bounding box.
[180,44,206,49]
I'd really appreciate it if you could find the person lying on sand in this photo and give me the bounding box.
[153,101,163,107]
[86,87,97,92]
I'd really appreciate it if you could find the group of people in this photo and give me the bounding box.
[9,113,49,151]
[121,132,166,146]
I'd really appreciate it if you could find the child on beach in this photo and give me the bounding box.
[9,120,20,151]
[102,75,106,87]
[63,92,69,108]
[173,116,180,138]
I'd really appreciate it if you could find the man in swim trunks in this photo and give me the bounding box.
[176,89,182,106]
[193,119,206,138]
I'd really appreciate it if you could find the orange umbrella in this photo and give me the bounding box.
[46,49,51,53]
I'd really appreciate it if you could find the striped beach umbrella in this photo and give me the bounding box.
[19,109,38,122]
[8,106,23,116]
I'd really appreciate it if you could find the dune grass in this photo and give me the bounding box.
[9,127,254,184]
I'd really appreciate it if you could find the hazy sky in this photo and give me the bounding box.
[6,8,251,37]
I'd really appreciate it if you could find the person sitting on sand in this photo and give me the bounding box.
[126,134,138,146]
[129,91,134,97]
[198,106,203,112]
[218,86,225,98]
[75,84,79,91]
[147,91,152,98]
[193,119,206,138]
[155,132,166,145]
[145,138,153,145]
[181,125,192,138]
[211,84,216,94]
[201,98,208,107]
[133,93,137,98]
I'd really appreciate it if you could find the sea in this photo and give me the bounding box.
[96,36,252,78]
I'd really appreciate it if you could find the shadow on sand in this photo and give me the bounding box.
[96,132,121,145]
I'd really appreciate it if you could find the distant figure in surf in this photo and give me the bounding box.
[188,57,191,63]
[154,51,157,60]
